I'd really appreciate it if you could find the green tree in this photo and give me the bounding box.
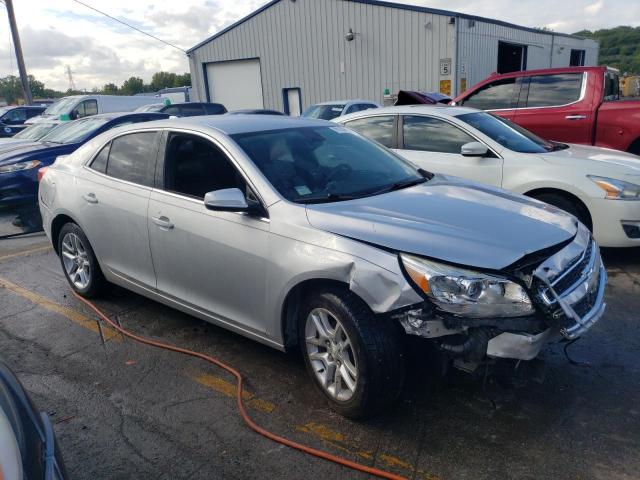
[150,71,178,91]
[174,72,191,87]
[0,76,23,104]
[120,76,144,95]
[102,83,119,95]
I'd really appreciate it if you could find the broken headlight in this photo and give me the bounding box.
[400,253,534,318]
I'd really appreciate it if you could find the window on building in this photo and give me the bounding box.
[497,41,527,74]
[460,78,517,110]
[105,132,158,186]
[163,132,246,199]
[525,73,584,107]
[570,49,586,66]
[343,115,395,148]
[402,116,476,154]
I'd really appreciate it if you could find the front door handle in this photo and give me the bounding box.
[565,114,587,120]
[152,215,174,230]
[82,193,98,204]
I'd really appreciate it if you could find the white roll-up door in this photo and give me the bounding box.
[205,59,264,110]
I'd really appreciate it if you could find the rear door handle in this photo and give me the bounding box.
[565,114,587,120]
[82,193,98,204]
[152,215,174,230]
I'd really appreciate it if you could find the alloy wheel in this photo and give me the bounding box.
[61,232,91,290]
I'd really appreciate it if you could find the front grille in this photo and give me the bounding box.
[534,237,606,339]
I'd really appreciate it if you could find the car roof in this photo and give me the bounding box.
[122,114,330,135]
[79,112,169,121]
[338,104,479,120]
[314,99,375,106]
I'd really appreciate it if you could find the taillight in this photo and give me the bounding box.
[37,167,49,182]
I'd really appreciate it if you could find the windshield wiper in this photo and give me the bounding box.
[295,192,356,204]
[367,177,427,196]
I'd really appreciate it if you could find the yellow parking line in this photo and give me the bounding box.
[0,276,120,341]
[191,372,276,413]
[297,422,441,480]
[0,244,52,263]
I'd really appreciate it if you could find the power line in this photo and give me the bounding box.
[70,0,186,53]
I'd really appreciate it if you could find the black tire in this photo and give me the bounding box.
[298,287,405,419]
[57,223,106,298]
[533,192,592,231]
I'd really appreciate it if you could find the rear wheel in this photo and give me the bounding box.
[299,287,405,419]
[532,192,592,231]
[57,223,105,298]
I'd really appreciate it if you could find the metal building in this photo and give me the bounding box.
[187,0,599,113]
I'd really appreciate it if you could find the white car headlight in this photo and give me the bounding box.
[400,253,534,318]
[588,175,640,200]
[0,160,41,174]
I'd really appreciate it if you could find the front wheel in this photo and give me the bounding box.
[299,288,405,419]
[57,223,105,298]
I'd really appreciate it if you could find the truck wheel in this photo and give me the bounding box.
[533,192,592,231]
[299,287,405,419]
[57,223,106,298]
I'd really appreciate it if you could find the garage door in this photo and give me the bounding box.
[205,59,264,110]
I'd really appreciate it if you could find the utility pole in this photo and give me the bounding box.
[5,0,33,105]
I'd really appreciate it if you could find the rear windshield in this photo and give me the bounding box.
[303,105,346,120]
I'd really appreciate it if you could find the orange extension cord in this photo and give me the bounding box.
[72,291,407,480]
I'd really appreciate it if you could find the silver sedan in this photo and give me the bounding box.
[39,115,606,418]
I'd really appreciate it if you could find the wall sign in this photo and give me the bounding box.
[439,58,452,76]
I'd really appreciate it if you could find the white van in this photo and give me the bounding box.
[25,95,161,125]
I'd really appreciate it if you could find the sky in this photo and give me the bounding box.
[0,0,638,92]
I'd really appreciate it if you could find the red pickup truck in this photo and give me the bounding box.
[452,66,640,155]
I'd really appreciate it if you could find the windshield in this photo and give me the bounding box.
[303,104,346,120]
[0,107,10,117]
[13,123,60,140]
[457,112,564,153]
[232,126,425,203]
[43,97,78,116]
[40,116,110,144]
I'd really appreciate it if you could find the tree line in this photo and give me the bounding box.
[573,26,640,74]
[0,71,191,105]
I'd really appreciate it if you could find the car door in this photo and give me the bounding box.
[458,77,521,121]
[75,130,161,289]
[147,130,269,334]
[513,73,591,143]
[395,115,503,187]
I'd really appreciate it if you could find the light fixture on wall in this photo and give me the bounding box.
[345,28,360,41]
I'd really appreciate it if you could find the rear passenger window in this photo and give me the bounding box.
[344,115,395,148]
[89,144,110,174]
[461,78,517,110]
[525,74,583,107]
[105,132,158,186]
[163,132,246,199]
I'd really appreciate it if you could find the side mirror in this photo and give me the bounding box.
[461,141,489,157]
[204,188,249,212]
[69,110,79,120]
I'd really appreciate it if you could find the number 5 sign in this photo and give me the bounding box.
[439,58,452,76]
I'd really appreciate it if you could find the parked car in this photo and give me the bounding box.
[0,122,61,148]
[0,106,47,137]
[26,95,161,126]
[302,100,380,120]
[226,109,285,116]
[337,105,640,247]
[40,115,606,418]
[159,102,227,117]
[0,112,169,207]
[0,358,67,479]
[452,66,640,155]
[394,90,451,105]
[134,103,167,113]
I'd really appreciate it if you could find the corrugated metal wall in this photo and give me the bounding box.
[189,0,599,108]
[189,0,456,109]
[457,20,599,94]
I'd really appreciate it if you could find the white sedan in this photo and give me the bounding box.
[336,105,640,248]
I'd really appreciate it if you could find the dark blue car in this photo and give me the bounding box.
[0,112,169,207]
[0,106,47,137]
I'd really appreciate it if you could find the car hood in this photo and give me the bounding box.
[305,175,577,270]
[541,144,640,179]
[0,142,74,166]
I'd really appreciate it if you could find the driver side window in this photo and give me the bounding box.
[163,132,247,200]
[75,99,98,119]
[402,116,475,154]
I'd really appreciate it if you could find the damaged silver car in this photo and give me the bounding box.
[38,115,606,418]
